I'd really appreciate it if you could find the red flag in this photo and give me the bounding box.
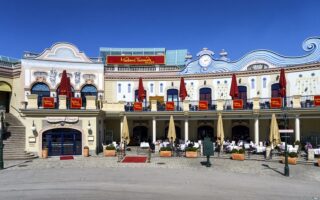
[279,68,286,97]
[179,77,188,101]
[229,74,239,100]
[138,77,145,102]
[59,70,68,96]
[66,77,72,98]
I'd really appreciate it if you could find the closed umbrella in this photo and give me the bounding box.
[217,113,225,148]
[229,74,239,100]
[269,114,281,147]
[167,115,176,142]
[138,77,145,102]
[179,77,188,101]
[122,115,130,145]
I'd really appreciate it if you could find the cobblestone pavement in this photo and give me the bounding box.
[3,153,320,182]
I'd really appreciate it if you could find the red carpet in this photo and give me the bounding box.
[60,156,74,160]
[122,156,147,163]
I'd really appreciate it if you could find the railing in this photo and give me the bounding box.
[300,95,315,108]
[157,101,183,111]
[124,102,151,112]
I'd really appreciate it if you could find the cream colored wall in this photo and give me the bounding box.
[104,80,116,102]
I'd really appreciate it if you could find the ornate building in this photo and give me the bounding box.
[0,37,319,157]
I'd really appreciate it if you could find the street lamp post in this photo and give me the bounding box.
[0,112,4,170]
[283,111,289,176]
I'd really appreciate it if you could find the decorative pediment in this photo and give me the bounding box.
[35,43,93,63]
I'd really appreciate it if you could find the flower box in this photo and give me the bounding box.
[160,151,172,157]
[83,146,89,157]
[105,149,116,157]
[231,153,245,161]
[281,157,297,165]
[42,148,48,159]
[186,151,198,158]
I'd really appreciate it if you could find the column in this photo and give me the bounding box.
[295,115,300,142]
[184,118,189,142]
[254,117,259,145]
[152,117,156,143]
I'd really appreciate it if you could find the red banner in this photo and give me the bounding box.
[134,102,142,111]
[199,100,208,110]
[107,56,165,65]
[314,95,320,106]
[42,97,55,108]
[166,102,175,111]
[233,99,243,109]
[70,98,82,109]
[271,97,282,108]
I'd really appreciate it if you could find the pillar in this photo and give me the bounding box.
[120,118,123,141]
[295,115,300,142]
[254,117,259,145]
[184,118,189,142]
[152,117,156,143]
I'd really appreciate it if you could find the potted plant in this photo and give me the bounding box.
[42,147,48,159]
[160,146,172,157]
[105,144,116,157]
[231,149,245,161]
[185,146,198,158]
[282,152,298,165]
[83,146,89,157]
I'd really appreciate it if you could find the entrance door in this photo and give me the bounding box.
[232,125,250,142]
[197,126,214,141]
[43,128,82,156]
[132,126,148,145]
[0,82,12,112]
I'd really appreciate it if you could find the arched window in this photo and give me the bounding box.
[31,83,50,107]
[199,88,212,105]
[118,84,121,93]
[81,85,97,107]
[128,84,131,93]
[160,83,163,93]
[263,77,267,88]
[251,79,255,89]
[271,83,280,97]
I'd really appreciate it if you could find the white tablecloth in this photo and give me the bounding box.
[313,148,320,155]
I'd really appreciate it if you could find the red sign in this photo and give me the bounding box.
[42,97,55,108]
[107,56,165,65]
[233,99,243,109]
[70,98,82,109]
[314,95,320,106]
[134,102,143,111]
[271,97,282,108]
[166,102,175,111]
[199,101,208,110]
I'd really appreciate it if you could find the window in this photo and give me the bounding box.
[81,84,98,108]
[167,89,178,103]
[150,83,154,93]
[199,88,212,105]
[31,83,50,108]
[238,86,247,108]
[271,83,280,97]
[263,78,267,88]
[128,84,131,93]
[251,79,255,89]
[160,83,163,93]
[118,84,121,93]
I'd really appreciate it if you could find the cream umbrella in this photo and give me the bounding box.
[217,113,224,151]
[269,114,281,147]
[167,115,176,142]
[122,115,130,145]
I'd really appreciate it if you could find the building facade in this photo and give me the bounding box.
[1,37,320,157]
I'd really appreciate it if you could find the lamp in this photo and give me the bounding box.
[31,121,36,131]
[87,121,92,131]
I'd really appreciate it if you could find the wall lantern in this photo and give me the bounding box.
[87,121,92,131]
[31,120,36,132]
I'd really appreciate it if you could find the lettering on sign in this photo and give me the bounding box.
[107,56,165,65]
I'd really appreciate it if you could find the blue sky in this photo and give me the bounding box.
[0,0,319,60]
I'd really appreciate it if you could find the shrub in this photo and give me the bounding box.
[238,149,245,154]
[288,152,298,158]
[106,145,116,150]
[185,147,198,152]
[160,146,172,151]
[231,149,239,154]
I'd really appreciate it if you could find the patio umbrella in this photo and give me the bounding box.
[138,77,145,102]
[269,114,281,147]
[121,115,130,145]
[217,113,224,149]
[59,70,68,96]
[179,77,188,101]
[229,73,239,100]
[167,115,176,142]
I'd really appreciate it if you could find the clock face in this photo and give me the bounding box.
[199,55,212,67]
